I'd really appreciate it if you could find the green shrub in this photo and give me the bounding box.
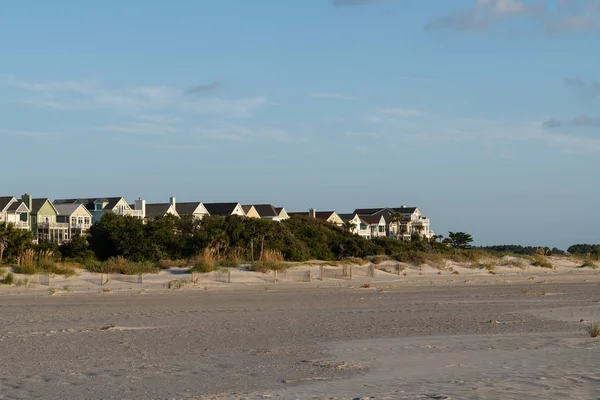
[3,272,14,285]
[251,250,285,273]
[189,248,217,273]
[529,255,554,269]
[12,263,38,275]
[580,260,599,270]
[84,257,160,275]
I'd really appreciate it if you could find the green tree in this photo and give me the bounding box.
[0,222,12,263]
[342,220,356,234]
[448,232,473,249]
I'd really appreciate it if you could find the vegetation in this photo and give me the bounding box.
[586,322,600,338]
[580,259,599,269]
[529,254,554,269]
[2,272,14,285]
[84,257,161,275]
[251,250,286,273]
[447,232,473,249]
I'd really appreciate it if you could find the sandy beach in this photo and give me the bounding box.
[0,261,599,399]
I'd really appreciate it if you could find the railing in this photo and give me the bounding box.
[14,221,30,229]
[37,222,69,229]
[115,209,144,218]
[71,223,91,230]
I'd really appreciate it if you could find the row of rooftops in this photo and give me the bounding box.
[2,194,424,224]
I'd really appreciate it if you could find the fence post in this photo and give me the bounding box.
[101,273,104,286]
[308,269,312,283]
[228,270,231,284]
[48,273,51,287]
[139,273,143,284]
[274,270,278,283]
[320,266,324,281]
[349,267,353,280]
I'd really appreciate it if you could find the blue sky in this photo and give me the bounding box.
[1,0,599,248]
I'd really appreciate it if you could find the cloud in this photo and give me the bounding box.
[426,0,543,32]
[193,123,303,143]
[184,81,223,95]
[426,0,599,34]
[543,119,563,128]
[569,114,600,127]
[332,0,387,6]
[0,129,63,139]
[6,78,266,118]
[566,77,600,99]
[379,107,422,117]
[94,121,178,135]
[312,92,357,100]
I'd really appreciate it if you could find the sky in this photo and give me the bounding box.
[1,0,599,248]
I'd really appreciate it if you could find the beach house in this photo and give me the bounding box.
[0,197,30,230]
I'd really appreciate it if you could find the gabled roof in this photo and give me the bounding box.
[7,200,29,213]
[315,211,337,220]
[359,214,386,225]
[53,198,81,205]
[0,197,16,212]
[203,203,241,216]
[252,204,278,218]
[354,206,418,216]
[145,203,179,219]
[242,205,256,214]
[338,213,357,222]
[176,202,208,216]
[392,206,418,214]
[54,203,92,217]
[31,198,58,215]
[54,197,125,211]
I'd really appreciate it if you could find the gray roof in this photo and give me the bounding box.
[252,204,278,218]
[241,205,256,214]
[315,211,337,220]
[360,214,385,225]
[54,197,124,211]
[338,213,356,222]
[176,202,205,216]
[353,206,418,216]
[54,203,90,217]
[145,203,176,219]
[0,197,15,211]
[203,203,240,216]
[7,200,28,212]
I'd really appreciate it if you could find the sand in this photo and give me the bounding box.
[0,259,599,399]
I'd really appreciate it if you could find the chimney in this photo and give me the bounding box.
[21,193,32,211]
[169,196,176,209]
[309,208,316,218]
[134,197,146,219]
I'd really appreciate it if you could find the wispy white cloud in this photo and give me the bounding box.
[312,92,357,101]
[356,112,600,154]
[378,107,422,117]
[5,78,266,118]
[0,129,64,139]
[426,0,599,35]
[94,122,179,136]
[332,0,388,6]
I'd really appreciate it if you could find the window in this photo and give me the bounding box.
[378,226,385,233]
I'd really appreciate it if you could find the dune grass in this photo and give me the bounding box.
[586,322,600,338]
[85,257,160,275]
[251,250,286,273]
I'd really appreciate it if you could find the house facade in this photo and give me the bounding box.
[55,203,93,238]
[0,197,30,230]
[24,195,69,244]
[353,206,434,240]
[55,197,143,223]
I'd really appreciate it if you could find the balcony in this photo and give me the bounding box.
[114,209,144,218]
[71,223,92,230]
[37,222,69,230]
[14,221,30,230]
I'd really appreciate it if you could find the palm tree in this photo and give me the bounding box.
[343,220,356,234]
[390,213,404,239]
